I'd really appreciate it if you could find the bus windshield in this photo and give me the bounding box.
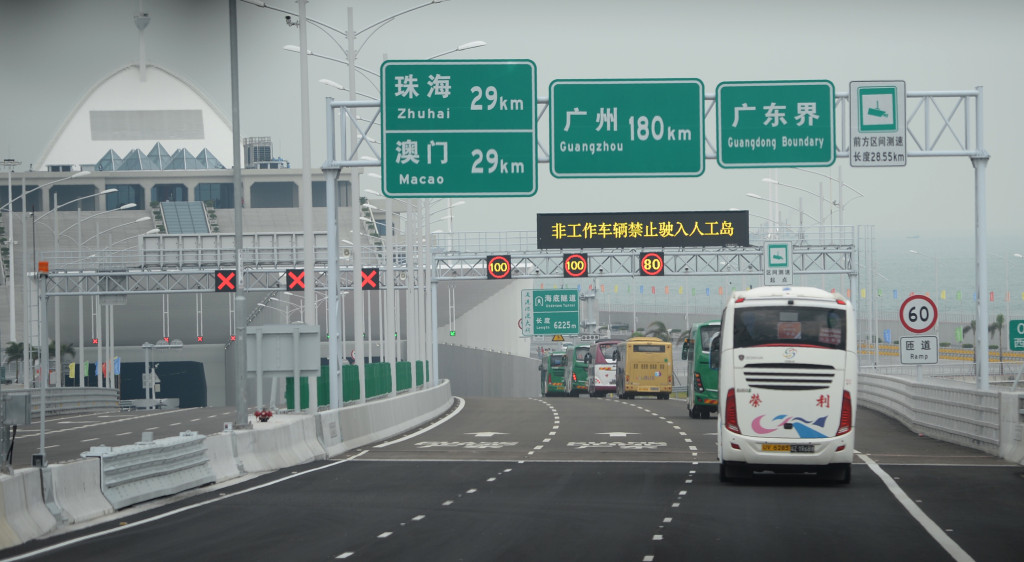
[733,306,846,349]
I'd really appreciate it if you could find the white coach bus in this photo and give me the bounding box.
[712,286,856,484]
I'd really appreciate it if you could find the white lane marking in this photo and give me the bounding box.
[672,502,680,508]
[487,477,496,482]
[652,534,663,541]
[677,490,687,496]
[663,517,672,523]
[543,438,551,443]
[374,397,465,448]
[336,552,354,559]
[466,432,507,437]
[377,532,392,539]
[116,432,132,436]
[533,445,544,450]
[190,418,201,422]
[597,432,638,438]
[643,557,655,562]
[442,500,454,506]
[4,450,370,562]
[81,438,99,443]
[412,515,425,521]
[466,489,477,494]
[858,453,974,562]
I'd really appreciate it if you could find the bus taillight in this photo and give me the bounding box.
[694,372,704,392]
[724,388,740,434]
[836,390,853,436]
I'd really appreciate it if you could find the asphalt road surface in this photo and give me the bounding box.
[2,396,1021,561]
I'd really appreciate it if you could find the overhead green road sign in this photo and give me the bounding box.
[716,80,835,168]
[521,289,580,337]
[1010,320,1024,352]
[381,59,537,197]
[549,79,705,177]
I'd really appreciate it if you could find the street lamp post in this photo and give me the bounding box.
[254,0,484,408]
[34,189,117,387]
[1,170,90,382]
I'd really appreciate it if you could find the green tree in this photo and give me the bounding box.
[989,314,1005,369]
[4,341,39,365]
[643,320,671,342]
[49,340,76,362]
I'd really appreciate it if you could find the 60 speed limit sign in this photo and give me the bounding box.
[899,294,938,333]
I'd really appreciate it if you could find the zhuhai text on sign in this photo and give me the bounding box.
[381,60,537,197]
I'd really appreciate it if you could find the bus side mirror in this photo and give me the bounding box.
[612,350,620,361]
[584,353,591,363]
[709,334,721,369]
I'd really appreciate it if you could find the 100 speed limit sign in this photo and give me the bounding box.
[899,294,938,333]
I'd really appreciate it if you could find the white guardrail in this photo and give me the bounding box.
[0,380,453,550]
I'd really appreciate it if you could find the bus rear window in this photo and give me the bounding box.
[550,355,565,366]
[734,306,846,349]
[596,343,618,362]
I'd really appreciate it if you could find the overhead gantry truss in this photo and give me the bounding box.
[42,241,855,296]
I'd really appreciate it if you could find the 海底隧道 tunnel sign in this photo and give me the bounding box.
[537,211,749,250]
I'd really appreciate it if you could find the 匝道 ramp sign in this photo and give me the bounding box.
[549,79,704,177]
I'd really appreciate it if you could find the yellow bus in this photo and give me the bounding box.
[614,337,673,400]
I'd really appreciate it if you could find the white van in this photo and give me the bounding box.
[713,286,856,483]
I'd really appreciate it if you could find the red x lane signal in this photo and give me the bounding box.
[286,269,305,291]
[215,270,237,292]
[361,267,380,290]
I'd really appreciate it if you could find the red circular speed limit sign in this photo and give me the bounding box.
[639,251,665,276]
[899,294,938,333]
[563,253,589,278]
[486,255,512,279]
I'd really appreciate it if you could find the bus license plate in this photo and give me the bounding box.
[761,444,815,453]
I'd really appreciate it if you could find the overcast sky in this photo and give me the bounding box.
[1,0,1021,249]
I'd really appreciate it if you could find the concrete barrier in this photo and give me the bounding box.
[46,459,114,524]
[232,414,326,473]
[204,432,242,483]
[82,431,217,510]
[0,469,57,550]
[0,382,454,549]
[326,380,453,455]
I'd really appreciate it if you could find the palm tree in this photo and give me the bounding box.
[643,320,671,343]
[962,320,977,347]
[49,341,77,362]
[3,341,38,365]
[989,314,1005,373]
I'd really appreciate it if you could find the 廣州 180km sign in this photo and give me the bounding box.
[549,79,704,178]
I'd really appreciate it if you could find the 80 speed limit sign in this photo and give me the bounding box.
[899,294,938,333]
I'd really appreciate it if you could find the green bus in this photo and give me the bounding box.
[567,344,590,396]
[683,321,720,418]
[540,352,569,397]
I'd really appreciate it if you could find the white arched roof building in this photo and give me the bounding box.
[36,64,234,171]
